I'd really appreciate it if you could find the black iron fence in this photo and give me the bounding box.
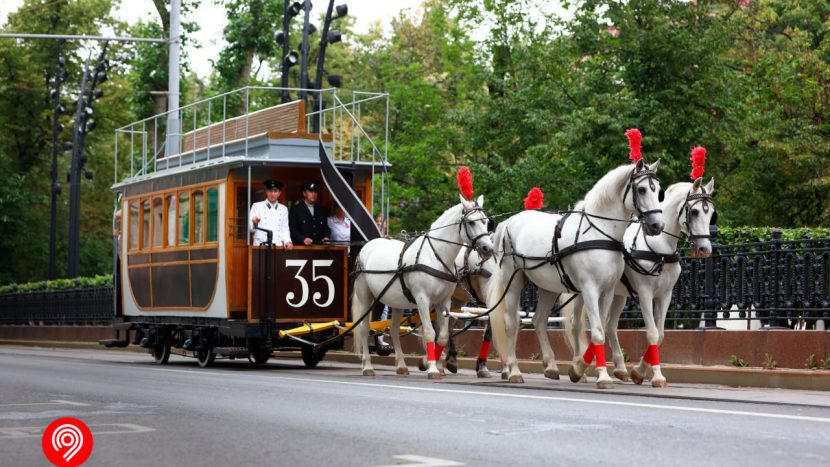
[520,227,830,330]
[0,288,113,325]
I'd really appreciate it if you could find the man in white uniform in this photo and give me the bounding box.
[250,179,293,249]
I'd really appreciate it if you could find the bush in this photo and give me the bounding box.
[0,274,113,295]
[715,226,830,245]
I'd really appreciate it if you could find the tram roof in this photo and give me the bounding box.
[112,87,391,196]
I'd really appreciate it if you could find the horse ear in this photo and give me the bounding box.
[476,195,484,207]
[648,159,661,172]
[705,177,715,194]
[459,193,470,206]
[693,177,702,191]
[635,159,644,171]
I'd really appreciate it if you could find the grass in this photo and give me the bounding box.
[729,354,748,367]
[762,353,777,370]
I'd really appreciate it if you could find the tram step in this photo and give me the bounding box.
[98,339,129,348]
[212,347,250,357]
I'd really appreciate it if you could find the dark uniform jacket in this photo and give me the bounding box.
[289,202,331,244]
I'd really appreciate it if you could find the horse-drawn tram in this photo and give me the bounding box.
[100,87,390,367]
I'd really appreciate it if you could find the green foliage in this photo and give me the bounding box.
[805,353,818,370]
[822,356,830,370]
[715,226,830,244]
[456,345,467,358]
[0,274,113,295]
[529,352,542,361]
[729,354,748,367]
[763,353,777,370]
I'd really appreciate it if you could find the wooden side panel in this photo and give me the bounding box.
[181,100,304,153]
[228,244,248,311]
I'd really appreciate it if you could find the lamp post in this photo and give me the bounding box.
[278,1,302,103]
[48,40,67,280]
[312,1,347,132]
[298,0,314,103]
[67,44,108,278]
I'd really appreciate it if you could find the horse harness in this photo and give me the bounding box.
[456,245,493,305]
[503,165,662,294]
[355,204,488,305]
[621,185,715,298]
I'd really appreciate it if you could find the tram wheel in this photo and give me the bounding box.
[249,349,271,365]
[152,343,171,364]
[196,348,215,368]
[301,346,325,368]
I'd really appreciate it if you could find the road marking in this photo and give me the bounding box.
[374,455,463,467]
[0,400,90,408]
[141,366,830,424]
[0,423,155,440]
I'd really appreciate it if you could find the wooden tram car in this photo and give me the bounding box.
[101,89,389,367]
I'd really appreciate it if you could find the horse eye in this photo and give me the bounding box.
[637,187,646,194]
[691,209,699,217]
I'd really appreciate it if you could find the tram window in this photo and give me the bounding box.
[193,190,204,244]
[166,195,176,247]
[142,200,151,249]
[178,192,190,245]
[129,201,139,250]
[153,198,163,248]
[207,187,218,242]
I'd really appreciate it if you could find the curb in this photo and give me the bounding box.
[3,339,829,391]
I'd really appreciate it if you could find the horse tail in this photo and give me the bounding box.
[560,293,588,359]
[483,259,509,361]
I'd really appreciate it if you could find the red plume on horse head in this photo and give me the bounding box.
[625,128,643,163]
[457,166,474,200]
[690,146,706,180]
[524,187,544,210]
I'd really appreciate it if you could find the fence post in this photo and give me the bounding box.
[767,228,788,328]
[703,224,720,328]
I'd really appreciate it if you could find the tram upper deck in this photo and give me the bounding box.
[111,87,391,323]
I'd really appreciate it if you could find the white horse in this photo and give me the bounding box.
[564,177,716,387]
[492,160,664,388]
[351,195,504,379]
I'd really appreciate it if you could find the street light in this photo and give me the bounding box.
[312,1,348,132]
[279,1,305,103]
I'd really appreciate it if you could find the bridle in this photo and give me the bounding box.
[459,204,492,256]
[677,186,715,251]
[623,165,663,222]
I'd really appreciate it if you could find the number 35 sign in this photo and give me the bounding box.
[250,246,348,322]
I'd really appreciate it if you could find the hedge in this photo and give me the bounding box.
[0,274,113,295]
[714,226,830,245]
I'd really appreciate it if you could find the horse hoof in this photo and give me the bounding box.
[568,366,582,383]
[396,367,409,376]
[477,369,491,378]
[439,368,446,376]
[446,360,458,374]
[428,371,442,380]
[613,369,630,382]
[596,379,614,390]
[418,358,427,372]
[501,371,508,380]
[508,374,525,384]
[630,368,645,385]
[652,378,668,388]
[544,368,561,380]
[362,369,375,377]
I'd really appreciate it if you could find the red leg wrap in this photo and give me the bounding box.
[427,342,436,362]
[582,342,596,364]
[644,344,660,366]
[594,344,607,367]
[434,344,444,361]
[478,340,491,361]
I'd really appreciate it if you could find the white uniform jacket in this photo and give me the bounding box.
[250,200,292,246]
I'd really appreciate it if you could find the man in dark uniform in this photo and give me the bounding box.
[289,181,331,245]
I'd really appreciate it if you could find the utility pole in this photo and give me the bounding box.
[165,0,182,158]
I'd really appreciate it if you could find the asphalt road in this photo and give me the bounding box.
[1,346,829,467]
